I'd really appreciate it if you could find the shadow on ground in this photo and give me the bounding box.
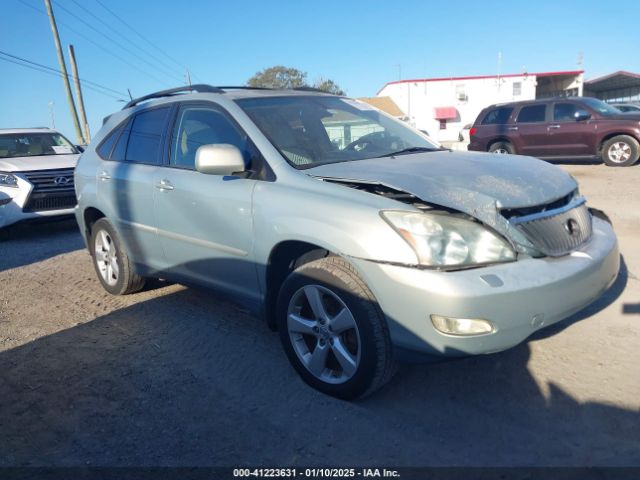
[0,219,83,272]
[0,256,637,467]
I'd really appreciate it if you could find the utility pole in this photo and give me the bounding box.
[48,101,55,129]
[185,69,192,87]
[68,44,90,143]
[43,0,84,144]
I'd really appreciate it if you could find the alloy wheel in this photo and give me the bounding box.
[94,229,119,286]
[287,285,361,384]
[608,142,632,163]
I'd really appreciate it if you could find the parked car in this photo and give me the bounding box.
[75,86,620,399]
[611,102,640,113]
[0,128,80,237]
[458,123,472,143]
[468,97,640,167]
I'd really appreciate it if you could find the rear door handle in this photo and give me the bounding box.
[548,124,561,130]
[98,171,111,180]
[155,179,174,191]
[507,126,518,131]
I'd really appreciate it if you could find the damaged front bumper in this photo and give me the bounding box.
[349,216,620,357]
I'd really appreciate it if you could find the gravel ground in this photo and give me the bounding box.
[0,162,638,467]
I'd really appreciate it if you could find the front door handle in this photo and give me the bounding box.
[155,179,174,191]
[507,126,518,131]
[548,124,561,130]
[98,171,111,180]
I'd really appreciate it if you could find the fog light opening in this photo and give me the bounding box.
[430,315,496,336]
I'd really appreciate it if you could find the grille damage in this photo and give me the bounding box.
[510,200,592,257]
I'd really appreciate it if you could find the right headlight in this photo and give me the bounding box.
[381,210,516,267]
[0,172,18,188]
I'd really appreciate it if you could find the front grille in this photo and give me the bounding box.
[23,193,76,212]
[21,168,77,212]
[23,168,75,193]
[511,201,593,257]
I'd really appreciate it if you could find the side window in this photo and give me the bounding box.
[554,103,578,122]
[516,104,546,123]
[481,107,513,125]
[96,123,125,159]
[170,106,250,169]
[125,107,170,164]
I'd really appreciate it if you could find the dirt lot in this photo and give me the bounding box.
[0,162,638,467]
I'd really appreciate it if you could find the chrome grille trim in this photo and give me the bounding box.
[20,168,77,212]
[510,198,593,257]
[22,168,75,193]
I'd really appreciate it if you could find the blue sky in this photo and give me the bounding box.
[2,0,639,141]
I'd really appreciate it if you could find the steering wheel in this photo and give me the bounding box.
[344,131,389,152]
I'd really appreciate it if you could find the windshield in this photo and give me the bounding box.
[581,98,622,116]
[0,132,77,158]
[236,96,440,168]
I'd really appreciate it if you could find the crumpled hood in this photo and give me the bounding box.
[308,150,578,252]
[0,154,79,172]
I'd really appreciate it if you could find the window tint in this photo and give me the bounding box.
[125,107,170,164]
[554,103,578,122]
[97,124,125,159]
[171,106,249,169]
[481,107,513,125]
[516,104,546,123]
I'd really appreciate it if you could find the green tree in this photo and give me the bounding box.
[247,66,307,89]
[247,66,345,95]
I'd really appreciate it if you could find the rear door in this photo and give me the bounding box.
[96,105,170,270]
[153,102,261,303]
[547,101,594,156]
[513,103,553,156]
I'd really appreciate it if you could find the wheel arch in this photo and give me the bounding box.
[598,132,640,154]
[264,240,331,330]
[487,137,514,152]
[82,207,106,245]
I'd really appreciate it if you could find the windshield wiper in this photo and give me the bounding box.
[378,146,443,158]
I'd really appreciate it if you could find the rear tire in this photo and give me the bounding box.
[488,141,515,154]
[276,256,397,400]
[90,218,145,295]
[602,135,639,167]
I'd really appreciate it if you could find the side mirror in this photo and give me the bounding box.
[574,110,591,121]
[195,144,245,176]
[75,145,85,153]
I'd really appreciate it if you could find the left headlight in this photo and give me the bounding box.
[381,210,516,267]
[0,172,18,188]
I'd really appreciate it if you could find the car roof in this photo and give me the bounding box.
[0,127,59,135]
[485,96,587,110]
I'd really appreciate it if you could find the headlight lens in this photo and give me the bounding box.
[0,172,18,188]
[381,210,516,267]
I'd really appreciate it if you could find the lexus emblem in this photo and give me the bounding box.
[54,176,71,185]
[564,218,580,236]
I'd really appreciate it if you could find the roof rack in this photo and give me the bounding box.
[122,84,224,110]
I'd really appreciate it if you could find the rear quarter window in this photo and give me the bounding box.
[481,107,514,125]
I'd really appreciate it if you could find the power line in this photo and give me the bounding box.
[16,0,171,88]
[52,0,184,83]
[0,49,125,97]
[93,0,202,82]
[69,0,181,79]
[0,55,123,101]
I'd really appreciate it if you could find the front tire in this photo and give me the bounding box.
[602,135,639,167]
[276,256,397,399]
[488,141,515,154]
[90,218,145,295]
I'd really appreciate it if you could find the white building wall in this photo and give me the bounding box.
[379,75,538,143]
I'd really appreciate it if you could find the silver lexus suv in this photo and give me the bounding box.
[75,85,620,399]
[0,128,79,237]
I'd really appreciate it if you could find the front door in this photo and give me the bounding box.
[547,102,594,156]
[154,103,260,303]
